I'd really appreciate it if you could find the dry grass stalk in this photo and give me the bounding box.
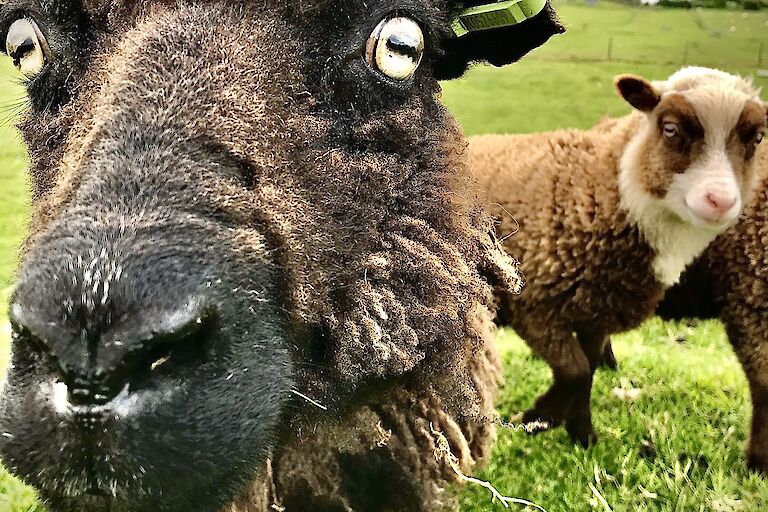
[429,423,547,511]
[374,421,392,448]
[497,415,551,434]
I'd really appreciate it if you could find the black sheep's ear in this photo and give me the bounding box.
[434,1,565,80]
[615,74,662,113]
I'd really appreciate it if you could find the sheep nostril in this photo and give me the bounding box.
[99,303,214,396]
[705,192,736,215]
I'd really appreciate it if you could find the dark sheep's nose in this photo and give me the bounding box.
[9,300,210,408]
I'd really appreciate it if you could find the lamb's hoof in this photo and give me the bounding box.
[566,420,598,447]
[573,430,598,447]
[746,452,768,474]
[600,345,619,371]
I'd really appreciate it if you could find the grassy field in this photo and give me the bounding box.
[1,2,768,511]
[443,0,768,134]
[462,322,767,512]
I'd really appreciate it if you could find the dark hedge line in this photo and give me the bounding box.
[656,0,765,9]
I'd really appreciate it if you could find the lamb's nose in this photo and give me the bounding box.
[705,191,736,216]
[9,300,210,407]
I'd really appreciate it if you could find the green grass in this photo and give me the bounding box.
[443,1,768,134]
[0,59,38,512]
[461,322,768,512]
[1,3,768,511]
[0,57,28,372]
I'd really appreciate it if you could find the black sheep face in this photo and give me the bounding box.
[0,1,562,511]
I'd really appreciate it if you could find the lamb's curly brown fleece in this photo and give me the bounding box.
[471,116,665,339]
[469,116,671,445]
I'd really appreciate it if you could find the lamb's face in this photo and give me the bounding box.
[0,1,562,511]
[617,69,767,231]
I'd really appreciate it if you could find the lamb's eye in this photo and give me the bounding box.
[756,132,764,145]
[662,122,679,138]
[365,17,424,81]
[5,19,50,78]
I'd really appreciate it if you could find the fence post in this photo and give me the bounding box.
[682,41,689,66]
[759,41,765,67]
[607,35,613,61]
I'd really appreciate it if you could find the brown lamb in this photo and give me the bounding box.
[0,1,563,511]
[471,67,767,445]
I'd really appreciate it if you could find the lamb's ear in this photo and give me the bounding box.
[434,1,565,80]
[615,75,662,113]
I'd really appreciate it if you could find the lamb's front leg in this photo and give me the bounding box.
[518,325,595,445]
[567,326,613,446]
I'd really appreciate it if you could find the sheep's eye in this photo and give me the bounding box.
[662,122,679,138]
[365,17,424,81]
[756,132,764,145]
[5,19,50,78]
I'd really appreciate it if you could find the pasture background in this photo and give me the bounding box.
[1,1,768,510]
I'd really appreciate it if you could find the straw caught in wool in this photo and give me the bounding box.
[430,423,547,511]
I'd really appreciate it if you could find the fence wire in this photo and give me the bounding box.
[531,2,768,69]
[530,34,765,67]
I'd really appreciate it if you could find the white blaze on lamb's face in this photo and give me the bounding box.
[617,67,767,286]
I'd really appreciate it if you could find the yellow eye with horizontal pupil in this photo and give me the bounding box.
[5,18,50,78]
[662,122,678,138]
[366,17,424,81]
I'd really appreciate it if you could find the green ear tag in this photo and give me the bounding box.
[451,0,548,38]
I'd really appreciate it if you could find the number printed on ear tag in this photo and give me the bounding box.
[451,0,548,37]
